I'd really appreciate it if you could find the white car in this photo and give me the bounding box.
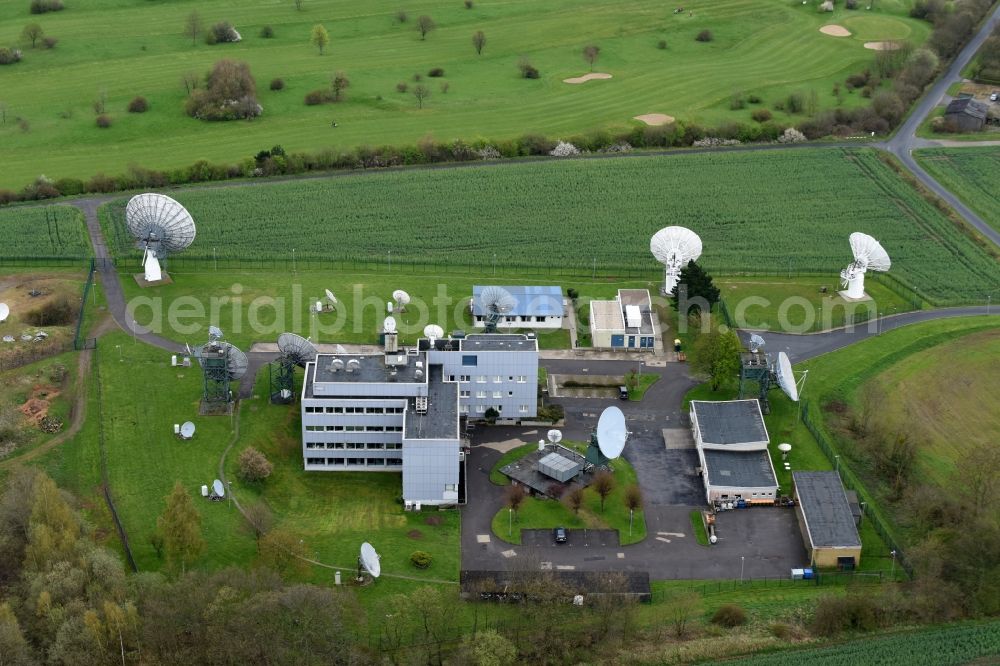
[991,91,999,102]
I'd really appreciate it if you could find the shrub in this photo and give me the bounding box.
[410,550,432,568]
[550,141,580,157]
[206,22,240,45]
[751,108,772,122]
[95,114,112,128]
[185,59,261,121]
[238,446,273,482]
[785,91,806,113]
[819,0,834,11]
[440,82,450,94]
[465,0,474,7]
[127,96,149,113]
[519,133,556,155]
[810,594,880,637]
[42,36,57,49]
[0,47,23,65]
[396,10,408,23]
[428,67,444,77]
[269,78,285,91]
[304,89,330,105]
[657,39,667,49]
[53,177,84,196]
[695,29,713,42]
[846,0,858,8]
[748,94,762,104]
[518,57,540,79]
[30,0,63,14]
[259,25,274,38]
[396,81,408,93]
[777,127,807,143]
[24,295,74,326]
[729,92,745,110]
[711,604,748,627]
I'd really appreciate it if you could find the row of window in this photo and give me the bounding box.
[304,406,405,414]
[304,425,404,432]
[306,457,403,467]
[473,315,551,323]
[458,404,530,414]
[305,442,403,450]
[459,389,517,399]
[449,375,528,383]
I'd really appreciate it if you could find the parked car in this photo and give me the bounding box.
[618,385,629,400]
[991,91,999,102]
[554,526,568,543]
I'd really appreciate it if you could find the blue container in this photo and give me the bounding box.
[735,499,747,509]
[803,568,814,579]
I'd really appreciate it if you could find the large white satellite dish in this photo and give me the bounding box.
[547,429,563,444]
[840,232,891,299]
[383,316,397,334]
[0,303,9,323]
[360,542,381,578]
[650,226,703,295]
[423,324,444,342]
[749,334,765,353]
[180,421,196,439]
[775,352,798,402]
[220,342,248,380]
[278,332,318,367]
[125,193,196,282]
[324,289,338,305]
[212,479,225,497]
[596,406,628,460]
[392,290,411,308]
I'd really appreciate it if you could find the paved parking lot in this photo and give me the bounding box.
[522,528,619,548]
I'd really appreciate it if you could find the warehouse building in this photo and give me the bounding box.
[300,333,538,505]
[588,289,659,351]
[690,399,778,505]
[472,285,564,329]
[793,471,862,569]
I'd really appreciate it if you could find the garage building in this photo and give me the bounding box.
[793,471,862,569]
[588,289,659,351]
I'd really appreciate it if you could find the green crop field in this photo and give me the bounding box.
[916,147,1000,234]
[101,149,1000,304]
[0,204,90,258]
[0,0,929,190]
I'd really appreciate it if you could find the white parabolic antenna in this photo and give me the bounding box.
[324,289,338,305]
[424,324,444,341]
[125,193,196,282]
[278,332,318,367]
[0,303,9,323]
[360,542,381,578]
[596,406,628,460]
[650,226,702,295]
[841,232,891,299]
[209,325,224,340]
[213,479,225,497]
[547,429,563,444]
[180,421,196,439]
[749,334,765,352]
[220,342,248,379]
[392,289,411,307]
[778,443,792,453]
[383,316,397,334]
[775,352,799,402]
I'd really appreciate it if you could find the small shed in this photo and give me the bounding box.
[793,471,862,569]
[537,452,583,483]
[943,98,988,132]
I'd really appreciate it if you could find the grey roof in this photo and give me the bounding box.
[403,365,458,441]
[691,400,768,445]
[793,472,862,549]
[418,333,538,353]
[945,97,988,120]
[472,285,563,317]
[703,449,777,488]
[312,352,426,384]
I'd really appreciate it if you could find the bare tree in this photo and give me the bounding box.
[412,83,430,109]
[184,11,202,46]
[667,590,701,638]
[416,15,436,40]
[582,44,600,71]
[957,444,1000,516]
[242,501,274,552]
[563,486,584,515]
[92,88,107,115]
[396,9,408,23]
[504,483,526,520]
[472,30,486,55]
[22,24,43,49]
[624,484,643,536]
[294,0,304,9]
[181,70,200,94]
[592,470,614,512]
[330,71,350,101]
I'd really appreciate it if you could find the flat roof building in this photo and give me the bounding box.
[793,471,862,569]
[588,289,659,351]
[472,285,564,329]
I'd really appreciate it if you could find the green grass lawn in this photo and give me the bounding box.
[628,373,659,401]
[690,509,709,546]
[915,147,1000,234]
[491,440,646,545]
[0,0,929,190]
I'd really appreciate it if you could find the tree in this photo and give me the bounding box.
[22,24,43,48]
[157,481,205,572]
[463,629,517,666]
[181,70,200,94]
[670,260,720,312]
[624,368,639,393]
[0,602,32,666]
[690,327,741,391]
[592,471,615,513]
[259,528,309,576]
[185,59,260,121]
[583,44,600,71]
[472,30,486,55]
[242,502,274,552]
[294,0,303,9]
[504,483,526,520]
[666,590,701,638]
[563,486,584,515]
[238,447,273,482]
[416,15,436,40]
[624,484,643,535]
[184,11,202,46]
[330,71,350,101]
[24,473,82,572]
[311,24,330,55]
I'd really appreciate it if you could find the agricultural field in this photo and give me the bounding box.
[0,0,929,190]
[0,204,91,258]
[915,147,1000,233]
[101,149,1000,305]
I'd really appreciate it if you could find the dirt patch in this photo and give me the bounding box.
[407,529,424,540]
[864,41,901,50]
[823,399,848,414]
[820,25,851,37]
[634,113,675,126]
[563,72,613,84]
[19,384,60,424]
[424,515,443,526]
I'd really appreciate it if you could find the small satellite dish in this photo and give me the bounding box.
[775,352,799,402]
[383,316,397,334]
[650,226,703,294]
[0,303,9,323]
[596,406,628,460]
[749,334,765,352]
[2,336,14,343]
[335,344,347,354]
[278,332,319,367]
[360,542,381,578]
[212,479,225,497]
[547,429,563,444]
[778,443,792,453]
[392,289,411,307]
[208,325,224,340]
[180,421,196,439]
[841,232,891,299]
[424,324,444,341]
[324,289,338,305]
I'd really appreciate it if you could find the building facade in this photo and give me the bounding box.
[589,289,659,351]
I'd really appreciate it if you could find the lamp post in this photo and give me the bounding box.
[890,549,897,579]
[740,556,745,583]
[292,248,296,273]
[508,507,512,537]
[835,455,841,473]
[115,344,122,362]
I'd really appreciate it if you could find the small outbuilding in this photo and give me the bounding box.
[588,289,659,351]
[793,471,862,569]
[472,285,564,329]
[943,98,988,132]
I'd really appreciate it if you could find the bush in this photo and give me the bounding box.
[751,108,772,122]
[729,92,745,110]
[519,133,556,155]
[428,67,444,77]
[695,30,713,42]
[185,59,261,121]
[304,89,330,105]
[846,0,858,8]
[53,177,84,196]
[0,47,23,65]
[465,0,474,7]
[549,141,580,157]
[95,114,112,128]
[518,57,540,79]
[396,81,408,93]
[657,39,667,49]
[270,78,285,91]
[206,22,240,45]
[30,0,63,13]
[748,94,762,104]
[810,594,880,637]
[24,295,74,326]
[785,91,806,114]
[259,25,274,38]
[42,36,57,49]
[412,72,422,82]
[127,96,149,113]
[410,550,432,569]
[711,604,748,627]
[237,446,273,482]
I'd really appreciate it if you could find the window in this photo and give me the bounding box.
[492,391,502,399]
[307,457,325,465]
[332,458,345,466]
[445,484,457,491]
[476,405,486,413]
[305,406,317,413]
[333,407,344,414]
[386,442,402,450]
[476,390,487,399]
[462,355,478,366]
[448,375,455,382]
[331,442,345,449]
[459,404,469,413]
[460,390,470,398]
[365,407,382,414]
[508,391,513,396]
[516,375,527,383]
[367,458,384,466]
[347,458,365,466]
[306,442,319,449]
[305,425,322,432]
[476,375,486,383]
[519,404,529,413]
[460,375,470,383]
[493,375,502,383]
[387,458,403,466]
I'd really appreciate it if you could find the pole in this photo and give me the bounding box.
[890,550,896,579]
[740,556,745,583]
[592,257,596,279]
[493,252,497,276]
[835,455,841,473]
[508,508,512,537]
[388,250,391,272]
[629,509,634,537]
[292,249,296,273]
[227,481,232,509]
[214,247,217,272]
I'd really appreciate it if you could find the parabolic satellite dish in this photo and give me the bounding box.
[840,232,891,299]
[596,406,628,460]
[778,443,792,453]
[749,334,765,353]
[392,290,411,307]
[278,332,318,367]
[775,352,798,402]
[423,324,444,341]
[650,226,703,295]
[360,542,381,578]
[180,421,196,439]
[125,193,196,282]
[383,316,397,334]
[0,303,9,323]
[547,429,563,444]
[220,342,248,380]
[324,289,338,305]
[208,325,224,340]
[212,479,225,497]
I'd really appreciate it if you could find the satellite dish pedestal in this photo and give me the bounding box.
[270,333,318,404]
[585,431,610,468]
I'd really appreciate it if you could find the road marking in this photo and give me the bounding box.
[658,532,686,538]
[476,534,491,544]
[656,537,672,543]
[556,565,576,570]
[540,561,553,570]
[617,553,625,559]
[501,549,517,558]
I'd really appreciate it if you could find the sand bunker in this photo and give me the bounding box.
[634,113,675,126]
[820,25,851,37]
[563,72,613,84]
[864,41,901,50]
